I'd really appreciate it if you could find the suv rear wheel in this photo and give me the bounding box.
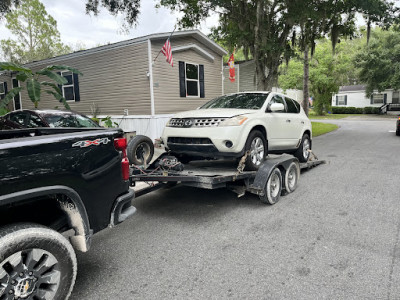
[244,130,267,171]
[294,133,311,162]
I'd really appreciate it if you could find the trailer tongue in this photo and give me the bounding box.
[130,153,325,205]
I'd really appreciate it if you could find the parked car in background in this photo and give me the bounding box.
[0,109,99,129]
[161,92,312,170]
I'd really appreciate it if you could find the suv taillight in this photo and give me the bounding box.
[114,138,129,180]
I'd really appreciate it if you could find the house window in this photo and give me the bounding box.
[337,95,346,105]
[392,91,399,104]
[61,71,75,101]
[185,63,199,97]
[372,93,384,104]
[0,82,5,99]
[179,61,205,98]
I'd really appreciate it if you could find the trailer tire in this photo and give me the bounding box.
[127,135,154,165]
[259,168,282,205]
[294,133,311,162]
[284,161,300,193]
[0,223,77,300]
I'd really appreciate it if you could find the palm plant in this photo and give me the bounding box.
[0,62,82,114]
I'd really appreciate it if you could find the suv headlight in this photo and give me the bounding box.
[218,116,248,127]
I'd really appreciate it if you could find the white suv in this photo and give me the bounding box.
[161,92,312,170]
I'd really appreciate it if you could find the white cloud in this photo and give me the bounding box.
[0,0,218,52]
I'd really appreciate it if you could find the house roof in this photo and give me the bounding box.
[25,30,227,68]
[339,85,366,92]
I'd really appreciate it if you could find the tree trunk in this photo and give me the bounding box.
[302,44,309,116]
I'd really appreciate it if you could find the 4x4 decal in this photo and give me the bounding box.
[72,137,110,148]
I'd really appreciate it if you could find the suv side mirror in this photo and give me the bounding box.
[269,103,285,112]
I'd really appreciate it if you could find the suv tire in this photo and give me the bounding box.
[244,130,267,171]
[294,133,311,162]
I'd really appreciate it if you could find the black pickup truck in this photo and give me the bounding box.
[0,127,135,299]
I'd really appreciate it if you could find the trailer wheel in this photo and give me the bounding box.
[284,161,300,193]
[127,135,154,165]
[0,223,77,300]
[259,168,282,205]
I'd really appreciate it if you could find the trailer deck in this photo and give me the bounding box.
[130,153,325,204]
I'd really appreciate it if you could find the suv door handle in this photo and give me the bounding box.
[286,119,291,123]
[301,121,305,124]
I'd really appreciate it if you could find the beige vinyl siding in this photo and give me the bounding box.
[151,36,223,114]
[22,42,151,115]
[239,61,257,91]
[223,66,239,94]
[223,61,257,94]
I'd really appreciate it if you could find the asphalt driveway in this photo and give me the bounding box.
[71,116,400,299]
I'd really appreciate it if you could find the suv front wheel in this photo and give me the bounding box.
[244,130,267,171]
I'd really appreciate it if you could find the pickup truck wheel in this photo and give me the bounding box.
[259,168,282,205]
[284,161,300,193]
[294,133,311,162]
[244,130,267,171]
[0,224,77,300]
[127,135,154,165]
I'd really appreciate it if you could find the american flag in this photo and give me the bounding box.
[161,38,173,67]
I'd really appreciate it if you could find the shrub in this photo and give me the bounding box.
[332,106,380,114]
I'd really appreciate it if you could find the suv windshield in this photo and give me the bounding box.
[200,93,269,110]
[43,113,99,128]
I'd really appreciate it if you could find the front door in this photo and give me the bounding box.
[12,78,22,110]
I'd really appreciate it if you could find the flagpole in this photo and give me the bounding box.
[152,25,177,65]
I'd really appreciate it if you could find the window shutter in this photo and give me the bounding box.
[73,73,80,102]
[344,95,347,105]
[199,64,205,98]
[336,95,338,106]
[4,82,7,95]
[57,72,63,102]
[384,93,387,104]
[179,61,186,97]
[370,95,373,105]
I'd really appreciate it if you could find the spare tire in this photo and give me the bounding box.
[127,135,154,165]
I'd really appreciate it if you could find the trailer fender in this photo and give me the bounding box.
[249,155,299,196]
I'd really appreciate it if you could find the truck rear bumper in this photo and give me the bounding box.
[109,189,136,227]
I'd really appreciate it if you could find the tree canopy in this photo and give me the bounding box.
[0,0,71,64]
[355,27,400,96]
[279,37,362,114]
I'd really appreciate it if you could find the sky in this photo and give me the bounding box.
[0,0,219,50]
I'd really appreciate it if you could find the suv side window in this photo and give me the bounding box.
[27,113,47,128]
[285,97,300,113]
[267,95,286,112]
[9,112,27,126]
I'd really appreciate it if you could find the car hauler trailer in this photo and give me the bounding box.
[130,152,325,205]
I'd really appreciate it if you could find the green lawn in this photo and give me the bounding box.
[312,122,339,137]
[308,113,363,120]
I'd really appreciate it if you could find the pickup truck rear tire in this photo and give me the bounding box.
[127,135,154,166]
[0,224,77,300]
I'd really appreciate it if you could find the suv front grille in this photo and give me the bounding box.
[167,137,213,145]
[169,118,226,128]
[194,118,226,127]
